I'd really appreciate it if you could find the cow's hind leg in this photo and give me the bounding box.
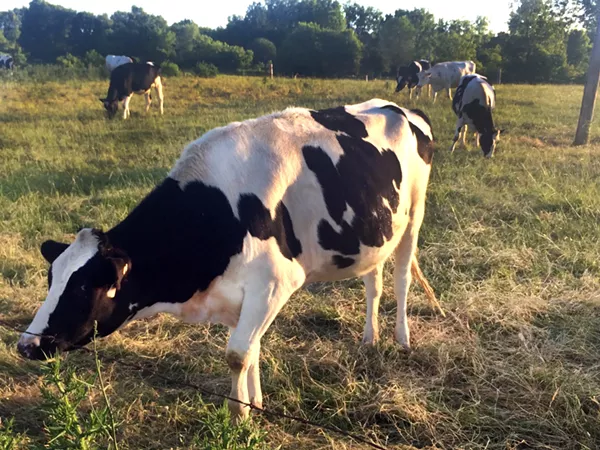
[394,224,423,349]
[362,263,383,345]
[226,257,305,421]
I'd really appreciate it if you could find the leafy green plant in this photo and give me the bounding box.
[0,418,23,450]
[39,332,119,450]
[192,401,270,450]
[194,62,219,78]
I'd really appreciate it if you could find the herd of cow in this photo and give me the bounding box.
[13,52,503,423]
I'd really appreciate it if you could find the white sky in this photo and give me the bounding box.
[3,0,511,33]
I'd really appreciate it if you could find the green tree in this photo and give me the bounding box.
[249,37,276,64]
[378,15,416,73]
[109,6,175,63]
[279,22,361,76]
[505,0,569,82]
[567,28,591,66]
[18,0,76,62]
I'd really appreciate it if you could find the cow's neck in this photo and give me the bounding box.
[107,177,245,310]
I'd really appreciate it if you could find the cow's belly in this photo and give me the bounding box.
[299,211,409,283]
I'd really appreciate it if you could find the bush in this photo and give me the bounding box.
[161,61,181,76]
[83,49,105,67]
[56,53,83,69]
[194,62,218,78]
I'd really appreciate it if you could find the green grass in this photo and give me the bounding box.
[1,75,600,449]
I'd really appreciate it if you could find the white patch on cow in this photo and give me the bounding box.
[128,303,138,312]
[19,229,100,345]
[105,55,133,72]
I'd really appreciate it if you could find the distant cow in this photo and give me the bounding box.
[417,60,476,102]
[99,62,164,119]
[0,54,14,69]
[451,74,500,158]
[105,55,133,72]
[395,60,431,99]
[18,99,440,422]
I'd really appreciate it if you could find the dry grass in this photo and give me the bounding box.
[0,75,599,449]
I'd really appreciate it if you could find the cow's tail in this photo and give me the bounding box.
[411,254,445,317]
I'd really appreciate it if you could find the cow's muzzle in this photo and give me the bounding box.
[17,334,59,360]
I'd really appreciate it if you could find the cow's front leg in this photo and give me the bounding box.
[461,124,468,147]
[122,95,132,119]
[450,118,464,152]
[432,90,438,104]
[226,258,305,422]
[362,264,383,345]
[447,88,452,99]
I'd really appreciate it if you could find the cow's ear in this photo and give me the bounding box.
[41,240,69,263]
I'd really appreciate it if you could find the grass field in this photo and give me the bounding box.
[1,75,600,450]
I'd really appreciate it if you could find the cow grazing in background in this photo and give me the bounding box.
[18,99,441,422]
[0,54,14,69]
[451,74,501,158]
[395,60,431,99]
[417,60,476,102]
[105,55,133,72]
[99,62,164,119]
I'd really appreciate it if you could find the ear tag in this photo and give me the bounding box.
[107,287,117,298]
[123,263,129,275]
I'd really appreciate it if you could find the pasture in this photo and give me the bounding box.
[0,75,599,449]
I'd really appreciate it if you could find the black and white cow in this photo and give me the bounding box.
[451,74,500,158]
[18,99,436,421]
[417,60,476,103]
[99,62,164,119]
[395,60,431,99]
[0,54,14,69]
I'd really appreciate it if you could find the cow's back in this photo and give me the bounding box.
[431,61,476,89]
[170,99,433,281]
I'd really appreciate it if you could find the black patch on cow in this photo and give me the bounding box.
[463,99,495,134]
[303,128,402,260]
[418,59,431,71]
[318,220,360,255]
[238,194,302,260]
[380,105,434,165]
[453,75,477,115]
[332,255,355,269]
[310,107,368,138]
[303,145,346,223]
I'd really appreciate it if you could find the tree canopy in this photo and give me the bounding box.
[0,0,595,81]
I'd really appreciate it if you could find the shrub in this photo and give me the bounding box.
[56,53,84,69]
[161,61,181,77]
[83,49,105,67]
[194,62,218,78]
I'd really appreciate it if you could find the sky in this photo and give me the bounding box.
[4,0,512,33]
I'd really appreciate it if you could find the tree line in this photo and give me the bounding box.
[0,0,596,82]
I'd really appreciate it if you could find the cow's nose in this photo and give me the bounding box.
[17,335,56,360]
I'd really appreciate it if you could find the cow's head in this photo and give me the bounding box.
[480,129,501,158]
[395,76,408,92]
[416,70,432,87]
[99,98,118,119]
[18,229,133,360]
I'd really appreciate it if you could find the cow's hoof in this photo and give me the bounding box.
[229,400,250,424]
[361,333,379,346]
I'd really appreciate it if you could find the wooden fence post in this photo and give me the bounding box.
[269,63,274,79]
[574,17,600,145]
[497,69,502,85]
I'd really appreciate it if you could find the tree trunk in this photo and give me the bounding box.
[574,17,600,145]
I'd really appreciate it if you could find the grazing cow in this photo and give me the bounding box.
[417,60,476,102]
[395,60,431,99]
[450,74,500,158]
[99,62,164,119]
[0,54,14,69]
[105,55,133,72]
[18,99,439,421]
